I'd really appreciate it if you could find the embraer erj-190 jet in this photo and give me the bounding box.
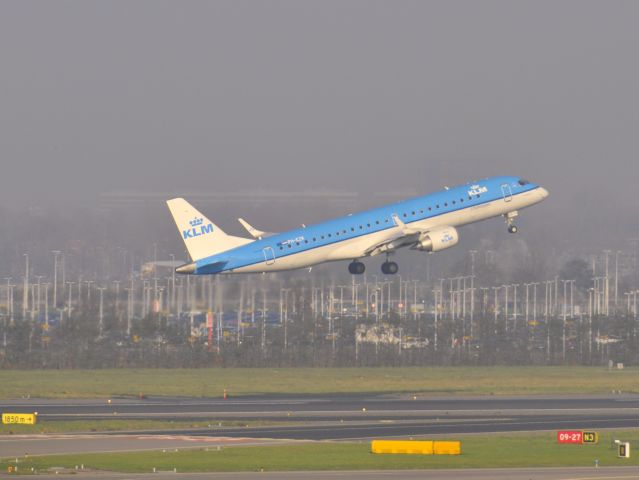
[168,176,548,276]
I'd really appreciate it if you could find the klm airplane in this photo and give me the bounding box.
[168,176,548,276]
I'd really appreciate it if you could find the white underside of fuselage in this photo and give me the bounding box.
[227,189,543,274]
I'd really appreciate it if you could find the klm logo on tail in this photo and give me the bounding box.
[183,217,214,239]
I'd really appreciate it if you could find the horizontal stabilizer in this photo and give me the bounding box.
[149,260,184,268]
[196,260,229,275]
[175,260,228,275]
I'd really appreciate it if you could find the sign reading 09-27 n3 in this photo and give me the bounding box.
[167,176,548,276]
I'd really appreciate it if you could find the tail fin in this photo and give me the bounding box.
[166,198,253,261]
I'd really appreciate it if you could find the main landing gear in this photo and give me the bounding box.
[381,260,398,275]
[504,211,519,234]
[348,260,366,275]
[347,260,399,275]
[349,258,400,275]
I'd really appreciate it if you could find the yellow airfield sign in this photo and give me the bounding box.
[2,413,37,424]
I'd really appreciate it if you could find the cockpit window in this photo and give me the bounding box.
[518,179,530,186]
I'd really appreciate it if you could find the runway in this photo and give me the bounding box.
[3,392,639,422]
[2,393,639,457]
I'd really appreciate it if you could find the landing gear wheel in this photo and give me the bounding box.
[504,211,519,234]
[348,261,366,275]
[381,261,398,275]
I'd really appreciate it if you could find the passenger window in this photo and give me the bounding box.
[436,204,440,208]
[375,220,380,225]
[351,227,355,231]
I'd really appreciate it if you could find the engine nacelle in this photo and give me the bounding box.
[414,226,459,252]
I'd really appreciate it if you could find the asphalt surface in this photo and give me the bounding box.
[139,414,639,440]
[6,467,639,480]
[2,393,639,457]
[2,393,639,441]
[4,393,639,421]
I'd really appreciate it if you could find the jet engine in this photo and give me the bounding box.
[413,226,459,252]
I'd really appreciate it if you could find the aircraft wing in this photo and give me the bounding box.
[363,214,424,256]
[238,218,276,239]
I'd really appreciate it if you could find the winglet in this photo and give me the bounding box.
[238,218,267,239]
[392,213,420,235]
[392,214,405,228]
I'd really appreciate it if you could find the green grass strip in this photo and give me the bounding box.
[2,432,639,473]
[1,366,638,399]
[0,419,289,435]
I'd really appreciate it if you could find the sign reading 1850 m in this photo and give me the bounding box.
[2,413,37,425]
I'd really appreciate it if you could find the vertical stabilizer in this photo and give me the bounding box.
[167,198,253,261]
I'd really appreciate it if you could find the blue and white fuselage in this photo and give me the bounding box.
[167,176,548,276]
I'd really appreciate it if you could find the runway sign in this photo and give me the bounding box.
[557,430,598,444]
[582,431,598,444]
[2,413,37,425]
[557,431,582,443]
[618,442,631,458]
[371,440,460,455]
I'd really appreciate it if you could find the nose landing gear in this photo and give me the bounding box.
[504,211,519,234]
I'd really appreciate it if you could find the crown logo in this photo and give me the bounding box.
[189,217,204,227]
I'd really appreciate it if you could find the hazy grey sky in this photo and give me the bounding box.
[1,1,638,210]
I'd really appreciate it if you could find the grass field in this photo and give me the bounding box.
[0,419,288,435]
[2,431,638,473]
[1,366,637,399]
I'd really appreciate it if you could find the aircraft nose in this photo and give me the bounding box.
[537,187,549,200]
